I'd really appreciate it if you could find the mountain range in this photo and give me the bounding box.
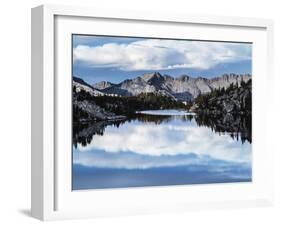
[74,72,251,101]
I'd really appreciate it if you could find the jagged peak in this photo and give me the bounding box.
[92,80,116,90]
[95,81,112,85]
[177,74,190,81]
[141,72,163,81]
[73,76,85,83]
[73,76,94,89]
[211,73,251,81]
[163,74,174,80]
[196,76,209,81]
[221,73,244,78]
[122,78,133,84]
[93,80,113,86]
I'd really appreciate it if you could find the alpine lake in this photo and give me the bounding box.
[72,109,252,190]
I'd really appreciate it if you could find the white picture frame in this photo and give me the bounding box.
[31,4,274,221]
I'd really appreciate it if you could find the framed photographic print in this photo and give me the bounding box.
[31,4,274,221]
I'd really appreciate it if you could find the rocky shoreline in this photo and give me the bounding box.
[73,98,126,122]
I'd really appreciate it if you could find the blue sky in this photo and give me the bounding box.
[73,35,252,85]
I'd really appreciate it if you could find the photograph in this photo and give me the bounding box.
[72,34,252,190]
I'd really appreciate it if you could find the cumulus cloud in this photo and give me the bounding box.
[73,39,252,71]
[75,120,252,164]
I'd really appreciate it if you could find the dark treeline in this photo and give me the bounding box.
[191,79,252,143]
[194,79,252,115]
[73,119,126,148]
[73,105,90,123]
[195,113,252,143]
[74,86,187,116]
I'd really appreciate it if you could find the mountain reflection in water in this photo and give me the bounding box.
[72,110,252,190]
[73,112,251,147]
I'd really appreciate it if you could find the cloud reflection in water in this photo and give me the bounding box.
[73,114,252,190]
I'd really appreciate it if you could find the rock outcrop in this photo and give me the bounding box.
[192,79,252,115]
[92,81,114,90]
[73,94,126,122]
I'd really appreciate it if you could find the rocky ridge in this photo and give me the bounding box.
[93,72,251,101]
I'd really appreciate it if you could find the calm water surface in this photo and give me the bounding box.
[72,110,252,190]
